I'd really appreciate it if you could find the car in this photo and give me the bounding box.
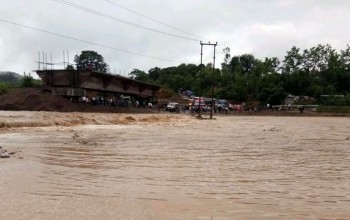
[165,102,180,112]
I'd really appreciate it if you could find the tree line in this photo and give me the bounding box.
[3,46,347,107]
[129,44,350,106]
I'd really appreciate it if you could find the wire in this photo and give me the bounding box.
[104,0,203,40]
[0,19,175,62]
[51,0,200,42]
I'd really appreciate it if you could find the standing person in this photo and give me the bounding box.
[135,100,139,108]
[181,104,186,113]
[108,97,113,107]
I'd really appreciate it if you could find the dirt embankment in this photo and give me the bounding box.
[0,88,75,111]
[0,88,157,113]
[156,88,189,105]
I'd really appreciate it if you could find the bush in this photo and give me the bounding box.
[317,106,350,113]
[0,83,10,95]
[318,94,350,106]
[21,72,35,87]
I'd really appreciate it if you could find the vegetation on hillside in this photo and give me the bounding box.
[0,71,22,86]
[1,44,350,108]
[0,72,42,94]
[130,44,350,106]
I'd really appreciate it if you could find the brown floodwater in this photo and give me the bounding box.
[0,112,350,219]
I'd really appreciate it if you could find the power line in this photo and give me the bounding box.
[104,0,203,40]
[51,0,200,42]
[0,19,175,62]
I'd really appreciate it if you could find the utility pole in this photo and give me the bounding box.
[200,41,217,119]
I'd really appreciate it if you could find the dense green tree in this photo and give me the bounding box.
[129,69,148,81]
[148,67,161,81]
[221,47,231,73]
[340,45,350,68]
[228,56,242,74]
[282,46,303,74]
[240,54,257,74]
[74,51,108,72]
[65,64,75,71]
[301,44,335,72]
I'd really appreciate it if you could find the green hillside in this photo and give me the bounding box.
[0,71,22,85]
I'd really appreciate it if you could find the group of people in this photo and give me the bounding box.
[76,96,156,109]
[78,96,129,108]
[135,100,153,108]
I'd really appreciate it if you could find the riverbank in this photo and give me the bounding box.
[1,88,350,117]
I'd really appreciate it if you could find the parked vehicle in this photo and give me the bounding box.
[191,97,206,112]
[217,99,228,112]
[165,102,180,112]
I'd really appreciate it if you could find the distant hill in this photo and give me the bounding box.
[0,71,22,85]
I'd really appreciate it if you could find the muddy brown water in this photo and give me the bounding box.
[0,112,350,219]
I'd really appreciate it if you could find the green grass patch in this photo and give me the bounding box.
[317,106,350,113]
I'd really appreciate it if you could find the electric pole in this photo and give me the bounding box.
[200,41,217,119]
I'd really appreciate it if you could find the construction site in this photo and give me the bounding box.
[0,68,189,113]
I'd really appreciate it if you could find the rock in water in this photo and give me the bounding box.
[0,152,10,158]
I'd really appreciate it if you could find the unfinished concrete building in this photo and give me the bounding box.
[36,70,160,103]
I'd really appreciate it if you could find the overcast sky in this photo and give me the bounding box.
[1,0,350,76]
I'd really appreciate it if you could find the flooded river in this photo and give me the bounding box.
[0,112,350,219]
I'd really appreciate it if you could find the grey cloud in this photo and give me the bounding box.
[0,0,349,74]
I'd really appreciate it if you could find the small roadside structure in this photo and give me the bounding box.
[284,94,295,106]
